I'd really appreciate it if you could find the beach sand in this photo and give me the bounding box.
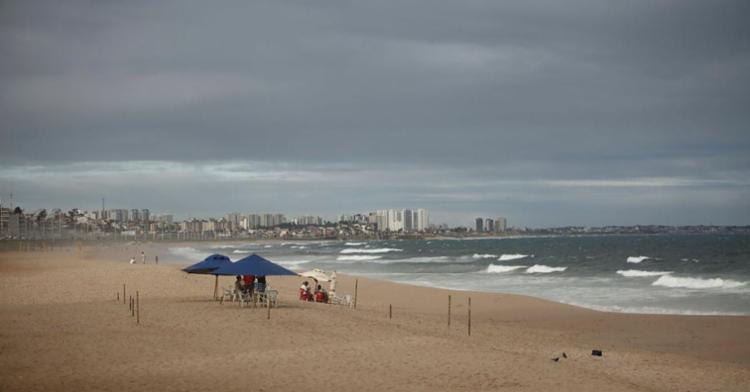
[1,244,748,391]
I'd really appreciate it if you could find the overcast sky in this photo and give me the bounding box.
[1,0,749,227]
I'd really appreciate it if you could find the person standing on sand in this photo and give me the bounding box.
[155,255,158,264]
[141,251,146,264]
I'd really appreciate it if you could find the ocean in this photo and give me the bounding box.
[169,234,750,315]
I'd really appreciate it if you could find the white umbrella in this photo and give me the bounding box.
[300,268,331,282]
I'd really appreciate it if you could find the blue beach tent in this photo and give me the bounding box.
[182,254,232,299]
[211,254,298,277]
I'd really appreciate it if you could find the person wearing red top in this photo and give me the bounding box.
[242,275,255,295]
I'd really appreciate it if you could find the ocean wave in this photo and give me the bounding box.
[275,259,312,267]
[339,248,403,254]
[232,250,250,254]
[336,255,384,261]
[290,245,307,249]
[626,256,649,263]
[616,269,672,278]
[498,254,530,261]
[371,256,452,264]
[486,264,526,273]
[652,275,747,289]
[525,264,567,273]
[168,247,211,261]
[472,253,498,259]
[345,242,366,246]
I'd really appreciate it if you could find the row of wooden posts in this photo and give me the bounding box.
[117,283,139,325]
[386,293,472,336]
[117,278,471,335]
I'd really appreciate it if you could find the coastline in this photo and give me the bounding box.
[1,245,749,391]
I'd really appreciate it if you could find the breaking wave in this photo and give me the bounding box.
[652,275,747,289]
[339,248,403,254]
[336,255,384,261]
[525,264,567,273]
[498,254,530,261]
[486,264,526,273]
[345,242,366,246]
[617,270,672,277]
[626,256,650,263]
[472,253,498,259]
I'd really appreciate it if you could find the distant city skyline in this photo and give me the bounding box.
[1,1,748,227]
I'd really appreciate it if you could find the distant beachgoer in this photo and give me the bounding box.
[141,251,146,264]
[155,255,159,264]
[129,257,136,264]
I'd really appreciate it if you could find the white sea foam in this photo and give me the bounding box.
[617,270,672,277]
[290,245,307,249]
[345,242,366,246]
[339,248,403,254]
[472,253,498,259]
[371,256,452,264]
[232,250,251,254]
[263,245,273,248]
[498,254,530,261]
[336,255,384,261]
[626,256,650,263]
[275,260,312,269]
[652,275,747,289]
[168,247,211,261]
[486,264,526,273]
[525,264,567,273]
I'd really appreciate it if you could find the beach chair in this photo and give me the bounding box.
[331,293,353,307]
[256,289,278,308]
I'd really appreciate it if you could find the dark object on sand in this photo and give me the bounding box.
[562,352,568,359]
[551,357,560,362]
[592,350,603,356]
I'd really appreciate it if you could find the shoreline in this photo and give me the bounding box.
[100,241,750,318]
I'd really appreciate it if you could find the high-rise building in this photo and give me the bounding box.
[141,209,150,223]
[494,217,507,232]
[485,219,495,232]
[403,209,413,231]
[415,209,429,231]
[475,217,484,232]
[130,209,140,223]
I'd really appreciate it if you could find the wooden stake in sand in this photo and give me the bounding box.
[213,275,219,301]
[266,296,271,320]
[389,304,392,319]
[117,292,120,302]
[123,284,126,305]
[468,297,472,336]
[136,291,139,325]
[448,295,451,326]
[131,297,135,317]
[129,296,132,311]
[354,279,359,309]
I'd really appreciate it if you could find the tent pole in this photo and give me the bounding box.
[213,275,219,300]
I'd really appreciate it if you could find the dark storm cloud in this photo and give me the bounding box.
[1,0,749,225]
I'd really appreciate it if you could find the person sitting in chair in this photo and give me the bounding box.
[314,284,328,303]
[299,281,311,301]
[234,276,244,293]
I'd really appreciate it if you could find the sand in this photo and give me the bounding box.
[1,244,748,391]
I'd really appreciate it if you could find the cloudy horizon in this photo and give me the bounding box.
[1,0,749,227]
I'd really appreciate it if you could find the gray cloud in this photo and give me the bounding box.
[1,0,748,225]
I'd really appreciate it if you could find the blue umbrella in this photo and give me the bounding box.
[211,254,298,276]
[182,254,232,299]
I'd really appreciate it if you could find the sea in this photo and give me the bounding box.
[168,234,750,316]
